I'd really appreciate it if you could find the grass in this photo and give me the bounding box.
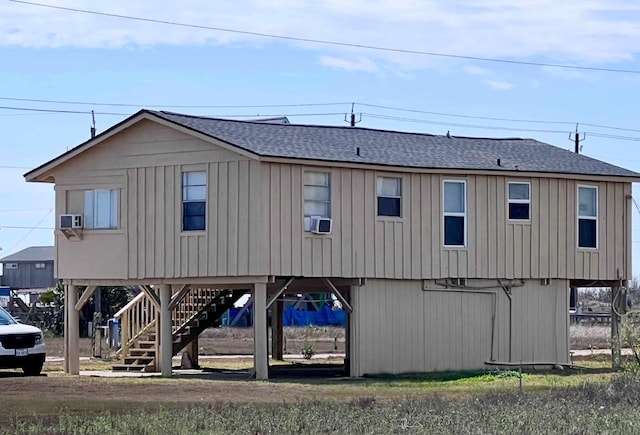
[4,372,640,434]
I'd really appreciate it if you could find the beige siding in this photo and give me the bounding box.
[350,278,569,376]
[266,164,631,281]
[53,120,267,280]
[50,120,631,282]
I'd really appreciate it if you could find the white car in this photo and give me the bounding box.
[0,306,46,375]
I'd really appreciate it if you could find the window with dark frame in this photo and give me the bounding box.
[182,171,207,231]
[508,182,530,220]
[34,263,46,269]
[304,171,331,217]
[578,185,597,248]
[443,180,466,246]
[377,176,402,217]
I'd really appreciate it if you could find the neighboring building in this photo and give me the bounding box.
[0,246,56,290]
[24,110,639,378]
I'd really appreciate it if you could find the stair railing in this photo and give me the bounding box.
[171,287,220,334]
[114,292,158,360]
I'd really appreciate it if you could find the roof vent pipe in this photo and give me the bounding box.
[356,147,361,157]
[497,158,501,166]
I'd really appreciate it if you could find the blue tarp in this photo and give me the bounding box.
[222,305,346,327]
[283,305,346,327]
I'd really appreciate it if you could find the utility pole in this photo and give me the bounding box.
[90,110,96,138]
[569,123,585,153]
[344,103,361,127]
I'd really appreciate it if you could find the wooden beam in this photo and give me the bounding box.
[69,276,270,287]
[67,285,80,375]
[266,277,295,309]
[324,278,353,313]
[74,286,97,311]
[253,282,268,380]
[168,284,191,311]
[140,285,160,310]
[159,284,173,377]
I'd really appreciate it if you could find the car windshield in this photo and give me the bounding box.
[0,307,17,325]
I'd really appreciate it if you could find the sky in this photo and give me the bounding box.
[2,0,640,276]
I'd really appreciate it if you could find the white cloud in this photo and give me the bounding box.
[487,80,514,90]
[463,65,493,77]
[2,0,640,71]
[319,56,380,72]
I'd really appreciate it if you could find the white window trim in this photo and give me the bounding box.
[442,179,467,248]
[181,171,208,232]
[303,171,331,218]
[577,184,598,250]
[376,176,402,218]
[84,189,119,229]
[507,181,531,222]
[34,263,46,269]
[4,263,17,270]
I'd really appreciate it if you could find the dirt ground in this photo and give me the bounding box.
[45,326,347,359]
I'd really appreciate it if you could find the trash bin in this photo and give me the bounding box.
[107,318,121,348]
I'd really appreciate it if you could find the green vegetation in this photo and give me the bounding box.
[5,372,640,434]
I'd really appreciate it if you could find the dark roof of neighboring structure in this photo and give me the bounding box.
[151,111,640,178]
[0,246,54,263]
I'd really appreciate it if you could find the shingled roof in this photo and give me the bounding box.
[25,109,640,182]
[0,246,54,263]
[151,111,639,178]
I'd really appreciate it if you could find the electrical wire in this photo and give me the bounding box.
[0,96,351,109]
[2,208,54,253]
[9,0,640,75]
[0,106,130,116]
[362,113,572,134]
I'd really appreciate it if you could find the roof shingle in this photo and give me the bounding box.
[152,111,640,178]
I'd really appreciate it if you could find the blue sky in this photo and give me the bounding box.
[2,0,640,275]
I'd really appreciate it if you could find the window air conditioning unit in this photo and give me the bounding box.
[311,217,332,235]
[59,214,83,229]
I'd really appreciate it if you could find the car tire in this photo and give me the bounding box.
[22,360,43,376]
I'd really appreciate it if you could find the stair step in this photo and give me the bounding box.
[124,356,154,364]
[138,340,156,347]
[130,348,156,356]
[112,364,148,372]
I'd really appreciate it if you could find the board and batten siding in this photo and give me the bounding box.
[53,119,267,280]
[349,278,569,376]
[265,163,631,281]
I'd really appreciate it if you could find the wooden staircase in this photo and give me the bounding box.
[112,287,243,372]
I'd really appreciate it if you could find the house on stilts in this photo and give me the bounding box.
[25,110,639,378]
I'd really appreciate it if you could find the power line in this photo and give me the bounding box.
[0,208,54,213]
[362,113,572,134]
[0,106,129,116]
[10,0,640,75]
[0,226,54,230]
[0,165,31,169]
[4,95,640,134]
[357,103,574,125]
[2,208,54,253]
[0,96,351,109]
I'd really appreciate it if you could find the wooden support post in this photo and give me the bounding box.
[185,337,199,368]
[612,285,622,370]
[253,282,268,380]
[67,285,80,375]
[348,285,358,378]
[159,284,173,377]
[63,286,69,373]
[275,298,284,360]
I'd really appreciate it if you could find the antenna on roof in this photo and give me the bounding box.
[569,123,585,153]
[344,103,361,127]
[90,110,96,139]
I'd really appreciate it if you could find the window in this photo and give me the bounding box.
[84,189,118,229]
[182,171,206,231]
[34,263,46,269]
[578,185,597,248]
[304,171,330,217]
[4,263,17,270]
[377,177,402,217]
[508,182,530,220]
[443,180,466,246]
